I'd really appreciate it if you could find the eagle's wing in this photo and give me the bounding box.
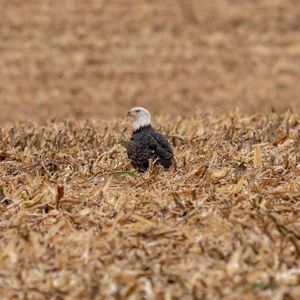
[149,131,173,160]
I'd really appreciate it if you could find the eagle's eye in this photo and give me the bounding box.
[135,109,141,113]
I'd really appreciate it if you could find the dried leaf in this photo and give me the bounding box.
[253,144,262,167]
[56,185,64,209]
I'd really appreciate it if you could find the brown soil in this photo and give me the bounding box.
[0,0,300,124]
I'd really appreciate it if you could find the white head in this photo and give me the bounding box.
[128,107,151,131]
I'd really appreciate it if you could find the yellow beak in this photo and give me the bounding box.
[127,111,136,117]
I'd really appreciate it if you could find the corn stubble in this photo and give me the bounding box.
[0,112,299,299]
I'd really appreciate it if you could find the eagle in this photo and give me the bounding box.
[126,107,173,172]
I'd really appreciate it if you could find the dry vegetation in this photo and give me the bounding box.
[0,0,300,123]
[0,111,299,299]
[1,0,300,299]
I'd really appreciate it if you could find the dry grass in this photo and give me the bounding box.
[0,111,299,299]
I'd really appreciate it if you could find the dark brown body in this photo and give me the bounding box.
[126,125,173,172]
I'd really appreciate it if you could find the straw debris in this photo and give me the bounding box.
[0,112,299,299]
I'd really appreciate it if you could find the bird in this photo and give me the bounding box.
[126,107,173,172]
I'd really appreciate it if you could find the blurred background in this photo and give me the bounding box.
[0,0,299,123]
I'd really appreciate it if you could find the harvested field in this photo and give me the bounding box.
[1,0,300,299]
[0,112,299,299]
[0,0,300,123]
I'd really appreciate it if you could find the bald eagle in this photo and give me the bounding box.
[126,107,173,172]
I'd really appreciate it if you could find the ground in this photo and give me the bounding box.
[0,1,299,299]
[0,113,299,299]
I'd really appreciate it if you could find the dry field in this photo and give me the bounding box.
[0,0,300,123]
[0,0,300,299]
[0,112,299,299]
